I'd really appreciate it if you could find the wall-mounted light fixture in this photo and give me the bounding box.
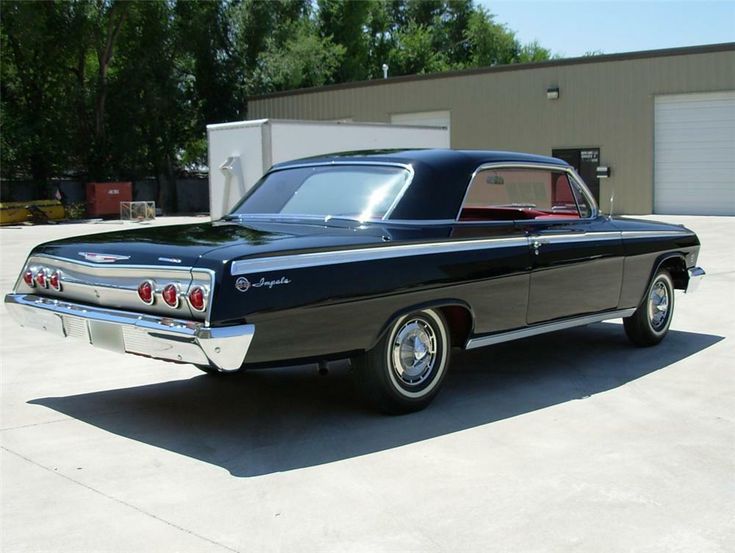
[596,166,611,179]
[546,86,560,100]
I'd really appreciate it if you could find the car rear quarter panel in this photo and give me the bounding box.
[205,240,531,365]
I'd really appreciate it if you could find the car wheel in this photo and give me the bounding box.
[354,309,450,414]
[624,269,675,346]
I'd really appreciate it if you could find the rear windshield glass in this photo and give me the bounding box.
[231,165,411,220]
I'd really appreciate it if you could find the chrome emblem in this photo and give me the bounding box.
[235,276,291,292]
[79,252,131,263]
[235,277,251,292]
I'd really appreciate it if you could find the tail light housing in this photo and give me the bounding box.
[137,280,155,305]
[35,269,48,288]
[188,286,206,312]
[49,270,62,291]
[162,283,179,308]
[23,270,35,287]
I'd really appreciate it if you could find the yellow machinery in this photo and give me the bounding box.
[0,200,66,225]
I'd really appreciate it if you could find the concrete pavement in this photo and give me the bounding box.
[1,215,733,552]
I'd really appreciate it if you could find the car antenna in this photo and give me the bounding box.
[609,185,615,218]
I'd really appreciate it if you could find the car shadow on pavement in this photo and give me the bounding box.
[30,322,722,477]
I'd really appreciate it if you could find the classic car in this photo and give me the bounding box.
[5,149,705,413]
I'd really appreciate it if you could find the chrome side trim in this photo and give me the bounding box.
[231,236,529,276]
[621,230,693,239]
[686,267,705,293]
[528,231,621,244]
[4,293,252,371]
[465,308,636,350]
[230,230,628,276]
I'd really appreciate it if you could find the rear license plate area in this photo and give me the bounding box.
[88,320,125,353]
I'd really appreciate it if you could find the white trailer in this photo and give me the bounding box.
[206,119,450,219]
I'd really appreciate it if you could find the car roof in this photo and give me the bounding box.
[270,149,570,220]
[273,148,568,171]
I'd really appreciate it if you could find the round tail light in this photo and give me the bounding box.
[137,280,155,305]
[23,270,35,287]
[35,269,48,288]
[188,286,205,312]
[162,283,179,308]
[49,270,62,291]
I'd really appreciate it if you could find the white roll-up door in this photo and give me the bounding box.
[654,91,735,215]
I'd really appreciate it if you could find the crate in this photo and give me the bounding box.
[120,201,156,221]
[86,182,133,216]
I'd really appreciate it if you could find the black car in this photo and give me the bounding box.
[5,149,704,413]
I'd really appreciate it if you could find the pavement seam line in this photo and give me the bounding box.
[0,417,73,433]
[1,445,242,553]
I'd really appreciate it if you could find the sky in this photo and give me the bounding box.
[478,0,735,58]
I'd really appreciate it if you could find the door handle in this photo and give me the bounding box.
[531,240,542,255]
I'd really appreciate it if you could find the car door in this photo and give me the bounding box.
[511,169,624,324]
[449,220,531,334]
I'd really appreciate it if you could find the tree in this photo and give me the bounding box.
[389,21,450,75]
[464,6,519,67]
[0,2,78,183]
[317,0,371,82]
[1,0,557,205]
[518,41,555,63]
[253,19,345,92]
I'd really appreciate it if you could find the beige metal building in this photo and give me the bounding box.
[248,43,735,215]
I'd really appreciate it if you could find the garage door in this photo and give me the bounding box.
[654,91,735,215]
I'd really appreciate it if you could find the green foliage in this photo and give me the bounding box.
[389,22,450,75]
[317,0,371,82]
[0,0,556,192]
[465,6,519,66]
[518,41,556,63]
[254,19,346,93]
[0,1,79,182]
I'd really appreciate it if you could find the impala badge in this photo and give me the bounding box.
[235,277,251,292]
[235,276,291,292]
[79,252,131,263]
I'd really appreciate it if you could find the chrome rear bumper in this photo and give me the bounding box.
[686,266,705,293]
[4,293,253,371]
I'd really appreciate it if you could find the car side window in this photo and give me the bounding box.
[459,168,585,221]
[570,179,593,218]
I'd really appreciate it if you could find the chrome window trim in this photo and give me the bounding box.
[455,162,599,222]
[567,167,599,218]
[240,161,416,221]
[228,213,459,227]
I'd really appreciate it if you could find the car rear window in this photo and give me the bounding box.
[232,165,411,220]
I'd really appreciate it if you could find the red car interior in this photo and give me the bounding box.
[459,206,580,221]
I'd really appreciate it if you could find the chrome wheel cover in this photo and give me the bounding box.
[390,318,437,386]
[648,279,670,331]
